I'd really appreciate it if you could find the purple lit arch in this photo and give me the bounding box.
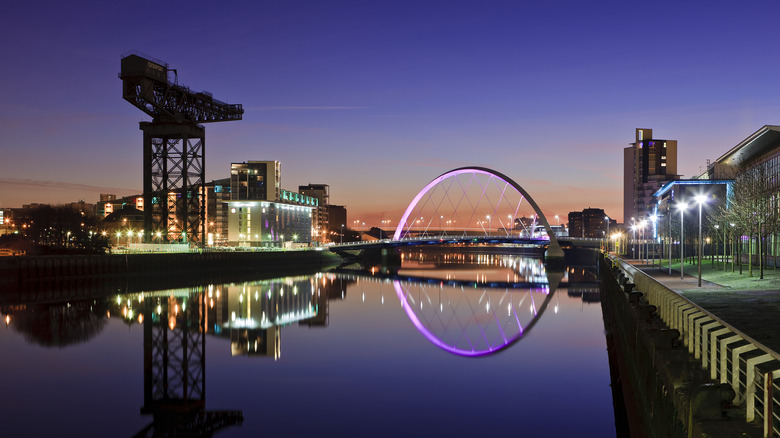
[393,280,555,357]
[392,166,564,259]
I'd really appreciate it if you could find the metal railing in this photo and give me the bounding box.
[614,257,780,437]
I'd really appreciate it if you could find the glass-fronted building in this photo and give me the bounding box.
[226,193,317,248]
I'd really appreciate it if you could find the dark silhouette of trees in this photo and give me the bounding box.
[12,205,109,253]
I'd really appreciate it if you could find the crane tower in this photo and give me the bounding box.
[120,52,243,244]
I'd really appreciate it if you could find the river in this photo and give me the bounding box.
[0,249,616,437]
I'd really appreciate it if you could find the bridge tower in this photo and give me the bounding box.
[120,52,243,244]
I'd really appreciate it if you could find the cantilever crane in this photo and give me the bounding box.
[120,52,243,244]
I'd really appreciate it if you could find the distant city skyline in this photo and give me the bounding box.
[3,1,780,224]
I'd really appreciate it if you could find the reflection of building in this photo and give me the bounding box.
[566,266,600,303]
[219,278,318,358]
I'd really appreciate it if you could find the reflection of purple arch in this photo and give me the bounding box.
[392,167,564,259]
[393,280,555,357]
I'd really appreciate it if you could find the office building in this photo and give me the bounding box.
[624,128,678,223]
[226,197,314,248]
[568,208,614,238]
[230,161,281,201]
[328,205,347,242]
[299,184,330,243]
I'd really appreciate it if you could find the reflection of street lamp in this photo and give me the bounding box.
[676,202,688,280]
[695,194,709,287]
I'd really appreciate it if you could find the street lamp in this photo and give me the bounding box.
[676,202,687,280]
[695,194,709,287]
[340,224,344,244]
[631,224,637,259]
[668,207,673,275]
[604,216,610,253]
[649,214,657,267]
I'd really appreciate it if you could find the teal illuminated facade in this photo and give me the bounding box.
[226,195,317,248]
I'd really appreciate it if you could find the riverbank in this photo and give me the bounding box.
[0,250,344,300]
[629,259,780,355]
[608,256,780,437]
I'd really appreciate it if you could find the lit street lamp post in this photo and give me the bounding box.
[668,208,673,275]
[695,194,708,287]
[677,202,687,280]
[650,214,657,268]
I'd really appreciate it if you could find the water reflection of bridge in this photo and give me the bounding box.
[0,258,604,435]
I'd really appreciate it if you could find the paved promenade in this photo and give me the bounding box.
[627,259,780,355]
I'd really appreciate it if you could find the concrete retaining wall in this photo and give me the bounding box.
[0,251,343,298]
[601,255,769,437]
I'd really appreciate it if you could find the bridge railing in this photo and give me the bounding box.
[612,256,780,436]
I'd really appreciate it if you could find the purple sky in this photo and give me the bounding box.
[2,0,779,223]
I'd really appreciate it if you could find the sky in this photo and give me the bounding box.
[2,0,780,224]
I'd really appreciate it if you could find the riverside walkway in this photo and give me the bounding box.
[614,257,780,437]
[627,259,780,355]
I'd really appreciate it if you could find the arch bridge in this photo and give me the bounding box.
[332,167,566,262]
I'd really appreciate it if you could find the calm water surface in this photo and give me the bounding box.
[0,251,616,437]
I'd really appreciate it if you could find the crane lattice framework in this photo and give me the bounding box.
[120,52,243,244]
